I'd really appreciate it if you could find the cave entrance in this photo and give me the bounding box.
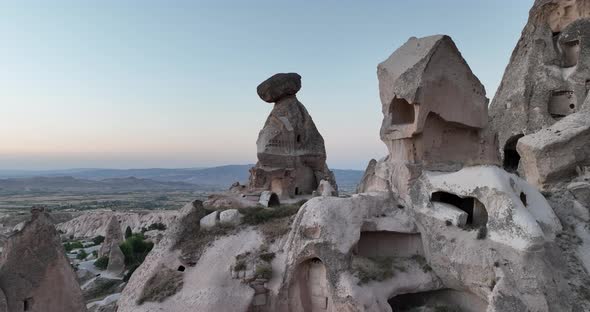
[431,192,488,227]
[291,258,330,312]
[388,289,487,312]
[390,98,415,125]
[353,231,424,258]
[503,134,524,173]
[268,193,280,207]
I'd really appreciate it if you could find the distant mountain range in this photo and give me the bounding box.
[0,165,364,194]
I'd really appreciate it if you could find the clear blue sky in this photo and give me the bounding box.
[0,0,533,170]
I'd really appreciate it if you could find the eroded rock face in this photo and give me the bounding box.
[248,73,338,198]
[56,210,178,239]
[0,207,87,312]
[375,35,497,195]
[99,216,124,259]
[518,111,590,189]
[490,0,590,176]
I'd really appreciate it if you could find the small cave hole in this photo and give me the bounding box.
[549,90,576,119]
[177,265,186,272]
[431,192,488,227]
[561,39,580,67]
[520,192,527,207]
[389,98,415,125]
[503,134,524,173]
[23,298,33,311]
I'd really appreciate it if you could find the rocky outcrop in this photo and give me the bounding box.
[56,210,179,238]
[371,35,497,195]
[518,111,590,189]
[490,0,590,175]
[0,207,87,312]
[115,2,590,310]
[99,216,124,258]
[248,73,338,198]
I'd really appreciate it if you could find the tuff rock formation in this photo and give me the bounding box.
[248,73,338,199]
[362,35,497,195]
[116,2,590,311]
[490,0,590,178]
[99,216,124,259]
[0,207,87,312]
[116,30,583,312]
[57,210,178,239]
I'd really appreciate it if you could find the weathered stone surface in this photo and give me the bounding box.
[317,179,337,196]
[568,181,590,207]
[517,112,590,189]
[99,216,124,258]
[219,209,243,226]
[0,207,87,312]
[490,1,590,174]
[258,191,280,207]
[56,210,178,239]
[256,73,301,103]
[374,35,497,194]
[199,211,219,230]
[107,244,125,276]
[249,73,338,198]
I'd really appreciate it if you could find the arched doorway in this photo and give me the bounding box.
[290,258,331,312]
[503,134,524,173]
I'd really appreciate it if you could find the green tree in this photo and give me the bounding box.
[94,256,109,270]
[92,235,105,246]
[76,249,88,260]
[125,226,132,239]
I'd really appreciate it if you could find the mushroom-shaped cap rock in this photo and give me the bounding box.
[257,73,301,103]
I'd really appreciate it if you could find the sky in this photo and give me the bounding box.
[0,0,533,170]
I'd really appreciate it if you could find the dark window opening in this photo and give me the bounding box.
[389,98,415,125]
[431,192,488,227]
[520,192,527,207]
[295,187,299,195]
[268,193,280,207]
[178,265,185,272]
[23,298,32,311]
[388,289,487,312]
[503,134,524,173]
[296,134,301,143]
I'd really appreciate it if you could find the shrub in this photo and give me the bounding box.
[234,260,247,271]
[63,241,84,252]
[352,256,394,285]
[92,250,98,258]
[120,234,154,268]
[137,267,183,304]
[255,264,273,280]
[125,226,133,239]
[148,222,167,231]
[94,256,109,270]
[239,205,300,225]
[411,255,432,273]
[77,249,88,260]
[259,252,276,262]
[92,235,105,246]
